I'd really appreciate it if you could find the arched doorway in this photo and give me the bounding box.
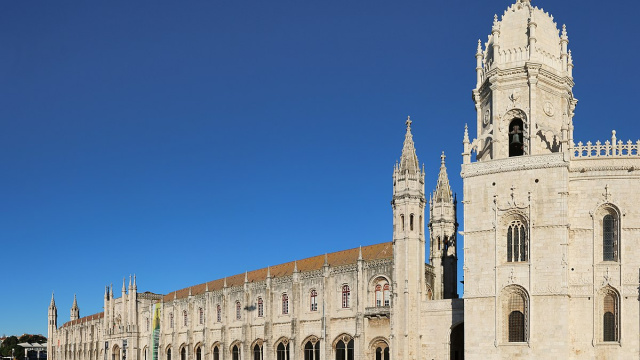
[450,322,464,360]
[112,346,120,360]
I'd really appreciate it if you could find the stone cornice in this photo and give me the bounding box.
[462,153,566,178]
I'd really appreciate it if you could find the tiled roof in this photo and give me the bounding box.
[61,312,104,328]
[163,242,393,302]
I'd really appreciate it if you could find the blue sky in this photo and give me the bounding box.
[0,0,638,336]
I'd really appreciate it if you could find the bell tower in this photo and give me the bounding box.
[391,117,426,360]
[48,293,57,360]
[466,0,578,163]
[428,152,458,300]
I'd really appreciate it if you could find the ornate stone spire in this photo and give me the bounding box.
[433,152,453,203]
[399,116,419,173]
[50,292,56,308]
[72,294,78,309]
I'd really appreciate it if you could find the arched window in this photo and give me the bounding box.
[183,310,188,326]
[507,220,527,262]
[199,308,204,325]
[506,291,527,342]
[303,338,320,360]
[603,214,618,261]
[438,237,441,250]
[276,342,289,360]
[216,305,221,323]
[410,214,414,231]
[508,118,524,157]
[310,290,318,311]
[375,285,382,306]
[236,301,241,320]
[257,297,264,317]
[342,285,350,308]
[603,290,619,342]
[252,344,262,360]
[170,313,174,328]
[282,294,289,315]
[180,347,186,360]
[383,284,390,306]
[400,215,405,231]
[334,337,354,360]
[374,347,389,360]
[195,347,201,360]
[166,348,171,360]
[212,346,219,360]
[231,345,240,360]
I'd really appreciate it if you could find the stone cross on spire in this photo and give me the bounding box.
[433,151,452,203]
[399,116,419,172]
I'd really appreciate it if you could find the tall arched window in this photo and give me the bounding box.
[180,347,186,360]
[507,291,527,342]
[183,310,188,326]
[383,284,390,306]
[257,297,264,317]
[334,337,354,360]
[166,348,171,360]
[252,344,262,360]
[310,290,318,311]
[603,290,619,342]
[231,345,240,360]
[170,313,174,328]
[276,342,289,360]
[216,305,221,323]
[195,347,201,360]
[212,347,219,360]
[342,285,350,308]
[236,301,241,320]
[282,294,289,315]
[603,214,618,261]
[199,308,204,325]
[375,285,382,306]
[410,214,414,231]
[507,220,527,262]
[374,346,389,360]
[400,215,405,231]
[303,338,320,360]
[508,118,524,157]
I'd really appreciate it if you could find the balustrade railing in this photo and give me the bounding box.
[570,131,640,158]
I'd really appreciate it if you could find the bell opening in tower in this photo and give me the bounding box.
[509,119,524,157]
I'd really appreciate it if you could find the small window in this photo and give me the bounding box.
[146,318,149,331]
[212,347,219,360]
[199,308,204,325]
[180,348,186,360]
[167,348,171,360]
[603,291,618,342]
[232,345,240,360]
[195,347,201,360]
[183,310,187,326]
[216,305,221,323]
[400,214,405,231]
[282,294,289,315]
[310,290,318,311]
[253,344,263,360]
[170,313,174,328]
[236,301,242,320]
[383,284,390,306]
[342,285,351,308]
[507,220,527,262]
[276,342,290,360]
[257,297,264,317]
[603,214,618,261]
[410,214,414,231]
[375,285,382,306]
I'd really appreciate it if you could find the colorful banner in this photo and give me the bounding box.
[151,303,161,360]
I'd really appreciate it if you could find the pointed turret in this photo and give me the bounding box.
[50,292,56,309]
[433,152,453,203]
[47,292,58,359]
[399,117,420,173]
[429,152,458,300]
[70,294,80,321]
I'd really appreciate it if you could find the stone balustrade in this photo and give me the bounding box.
[571,131,640,158]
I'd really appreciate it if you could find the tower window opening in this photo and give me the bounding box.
[400,215,405,231]
[410,214,414,231]
[509,119,524,157]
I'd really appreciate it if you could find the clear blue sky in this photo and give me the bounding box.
[1,0,638,336]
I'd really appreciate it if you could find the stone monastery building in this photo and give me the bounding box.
[48,0,640,359]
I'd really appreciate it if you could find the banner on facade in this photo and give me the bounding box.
[151,303,161,360]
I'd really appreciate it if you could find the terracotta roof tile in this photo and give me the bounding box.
[163,242,392,302]
[61,312,104,328]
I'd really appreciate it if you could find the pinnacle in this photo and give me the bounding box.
[399,116,419,173]
[50,292,56,307]
[433,152,453,203]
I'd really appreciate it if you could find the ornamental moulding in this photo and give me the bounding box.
[462,153,566,178]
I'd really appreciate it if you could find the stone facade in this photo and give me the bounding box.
[48,1,640,359]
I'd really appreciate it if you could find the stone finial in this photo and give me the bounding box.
[129,274,132,290]
[122,278,126,293]
[72,294,78,309]
[188,287,192,296]
[399,116,419,172]
[463,124,470,143]
[205,282,209,292]
[293,261,299,273]
[493,14,498,27]
[110,283,113,297]
[133,274,137,290]
[50,292,56,307]
[173,291,177,300]
[433,152,453,204]
[358,246,363,261]
[476,39,482,56]
[561,24,568,38]
[244,271,249,283]
[223,277,228,288]
[267,266,271,278]
[324,253,329,266]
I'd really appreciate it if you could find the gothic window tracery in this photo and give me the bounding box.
[276,340,290,360]
[216,305,221,322]
[198,308,204,325]
[235,301,241,320]
[603,214,618,261]
[183,310,187,326]
[342,285,351,308]
[310,290,318,312]
[334,335,354,360]
[507,220,527,262]
[231,345,240,360]
[252,343,263,360]
[257,297,264,317]
[282,294,289,315]
[303,337,320,360]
